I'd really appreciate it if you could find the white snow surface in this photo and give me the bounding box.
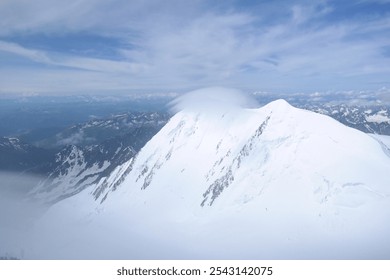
[8,98,390,260]
[371,134,390,148]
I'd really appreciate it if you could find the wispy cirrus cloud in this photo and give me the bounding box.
[0,0,389,95]
[0,41,50,63]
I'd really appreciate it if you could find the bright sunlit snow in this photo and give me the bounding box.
[2,89,390,260]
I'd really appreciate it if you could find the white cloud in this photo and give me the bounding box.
[0,0,389,94]
[0,40,148,75]
[0,171,47,259]
[169,87,259,114]
[0,0,202,36]
[0,41,51,63]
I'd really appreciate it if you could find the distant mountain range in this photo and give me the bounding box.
[1,112,169,203]
[0,137,54,174]
[300,103,390,135]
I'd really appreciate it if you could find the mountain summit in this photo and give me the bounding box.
[13,95,390,259]
[97,98,390,209]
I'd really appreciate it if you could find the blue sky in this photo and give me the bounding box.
[0,0,389,96]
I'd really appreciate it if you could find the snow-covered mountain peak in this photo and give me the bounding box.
[16,97,390,259]
[262,98,291,109]
[95,98,389,214]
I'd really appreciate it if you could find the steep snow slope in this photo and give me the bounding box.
[370,134,390,157]
[99,99,389,208]
[16,97,390,259]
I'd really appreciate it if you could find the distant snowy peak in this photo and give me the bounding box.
[30,141,135,204]
[28,112,169,204]
[0,137,54,173]
[302,103,390,135]
[95,99,390,211]
[0,137,29,151]
[37,111,170,148]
